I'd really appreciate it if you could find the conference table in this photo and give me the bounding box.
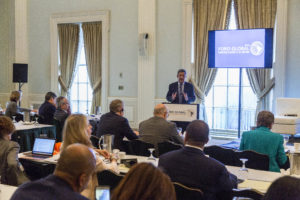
[0,184,17,200]
[18,152,283,193]
[12,122,56,152]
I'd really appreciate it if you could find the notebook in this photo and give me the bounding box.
[24,138,56,158]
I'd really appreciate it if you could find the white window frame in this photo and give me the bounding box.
[50,10,110,113]
[182,0,288,111]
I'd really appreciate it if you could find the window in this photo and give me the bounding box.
[70,29,93,114]
[204,2,257,137]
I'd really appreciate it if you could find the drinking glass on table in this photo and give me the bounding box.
[240,158,248,172]
[12,116,17,123]
[148,148,156,160]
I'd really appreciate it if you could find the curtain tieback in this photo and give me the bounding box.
[58,76,68,92]
[92,78,102,92]
[190,78,205,102]
[257,77,275,100]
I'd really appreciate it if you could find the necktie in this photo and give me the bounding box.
[179,83,183,103]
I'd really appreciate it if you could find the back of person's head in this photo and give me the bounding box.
[177,68,186,75]
[45,91,57,102]
[109,99,123,113]
[0,116,15,139]
[54,143,96,192]
[257,110,274,128]
[185,120,209,147]
[56,96,66,109]
[263,176,300,200]
[111,163,175,200]
[10,91,20,102]
[61,114,92,151]
[153,104,168,118]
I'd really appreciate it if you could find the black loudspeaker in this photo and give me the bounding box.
[13,63,28,83]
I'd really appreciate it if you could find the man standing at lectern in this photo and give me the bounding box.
[166,69,195,104]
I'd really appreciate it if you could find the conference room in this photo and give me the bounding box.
[1,0,300,200]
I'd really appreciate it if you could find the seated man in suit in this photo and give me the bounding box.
[11,143,96,200]
[38,92,57,125]
[159,120,237,200]
[96,99,138,151]
[240,110,289,172]
[166,69,195,104]
[139,104,183,151]
[54,96,70,127]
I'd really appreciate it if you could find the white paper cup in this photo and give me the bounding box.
[119,151,126,159]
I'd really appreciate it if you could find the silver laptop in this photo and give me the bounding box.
[24,138,56,158]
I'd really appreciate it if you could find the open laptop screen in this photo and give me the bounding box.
[32,138,56,156]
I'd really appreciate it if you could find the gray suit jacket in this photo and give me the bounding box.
[139,116,184,149]
[0,139,29,186]
[5,101,30,119]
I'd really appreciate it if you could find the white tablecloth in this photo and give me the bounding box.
[14,122,53,131]
[0,184,17,200]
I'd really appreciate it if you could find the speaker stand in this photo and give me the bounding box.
[18,82,25,107]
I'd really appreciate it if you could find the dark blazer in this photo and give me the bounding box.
[159,146,237,200]
[166,82,196,104]
[54,108,69,127]
[240,126,288,172]
[139,116,183,150]
[96,112,138,151]
[0,139,29,186]
[38,101,56,125]
[10,174,88,200]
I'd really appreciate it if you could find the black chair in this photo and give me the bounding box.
[237,150,269,171]
[19,158,56,181]
[128,139,154,157]
[204,145,240,166]
[53,119,63,142]
[97,170,124,191]
[173,182,203,200]
[231,188,263,200]
[157,141,183,156]
[90,135,100,148]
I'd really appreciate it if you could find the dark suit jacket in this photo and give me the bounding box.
[38,101,56,125]
[10,174,88,200]
[139,116,183,150]
[159,146,237,200]
[166,81,196,104]
[54,108,69,127]
[0,139,29,186]
[96,112,138,151]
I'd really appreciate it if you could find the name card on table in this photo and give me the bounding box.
[164,103,199,122]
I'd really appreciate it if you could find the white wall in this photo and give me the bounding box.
[285,0,300,97]
[156,0,182,99]
[0,0,15,106]
[28,0,138,97]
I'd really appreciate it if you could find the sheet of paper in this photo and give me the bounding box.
[239,179,271,193]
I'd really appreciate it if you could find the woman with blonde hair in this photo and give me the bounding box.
[111,163,176,200]
[61,114,118,199]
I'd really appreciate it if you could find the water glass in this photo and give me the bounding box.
[240,158,248,172]
[148,148,156,160]
[12,116,17,123]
